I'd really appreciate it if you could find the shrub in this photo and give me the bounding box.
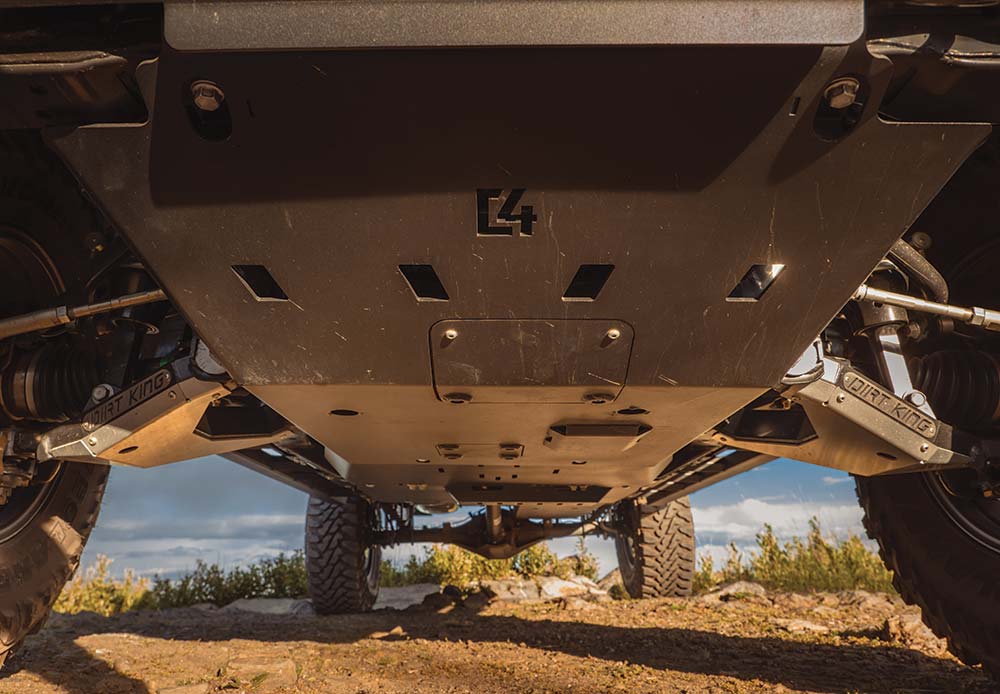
[56,520,894,613]
[693,517,894,594]
[381,539,599,587]
[147,551,308,608]
[55,555,150,616]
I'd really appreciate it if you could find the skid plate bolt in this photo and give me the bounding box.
[191,80,225,112]
[919,443,930,453]
[90,384,113,403]
[823,77,860,110]
[909,231,933,251]
[905,390,928,408]
[606,328,622,340]
[444,328,459,341]
[835,393,846,403]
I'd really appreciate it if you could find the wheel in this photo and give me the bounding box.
[305,496,381,614]
[0,462,108,667]
[0,132,108,668]
[857,472,1000,676]
[614,496,695,599]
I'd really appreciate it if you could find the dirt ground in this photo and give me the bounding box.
[1,590,994,694]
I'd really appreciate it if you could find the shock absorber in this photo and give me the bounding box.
[910,350,1000,429]
[0,341,98,422]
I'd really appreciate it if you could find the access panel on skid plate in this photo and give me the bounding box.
[430,319,633,404]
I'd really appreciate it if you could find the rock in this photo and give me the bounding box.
[771,593,815,610]
[698,581,768,604]
[770,617,829,634]
[371,624,408,640]
[442,585,464,599]
[557,596,596,611]
[460,591,493,612]
[537,576,590,600]
[222,598,312,615]
[838,590,896,612]
[882,611,948,654]
[420,591,458,613]
[568,575,608,597]
[597,569,622,591]
[157,684,210,694]
[480,578,542,602]
[226,656,298,692]
[373,584,442,610]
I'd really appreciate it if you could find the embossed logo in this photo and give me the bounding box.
[476,188,537,236]
[83,369,172,430]
[840,371,936,438]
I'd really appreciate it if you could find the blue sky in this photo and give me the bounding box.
[82,456,867,579]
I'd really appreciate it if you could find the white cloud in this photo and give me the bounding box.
[692,498,866,550]
[821,476,852,486]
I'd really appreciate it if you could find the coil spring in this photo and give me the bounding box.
[909,350,1000,429]
[1,341,98,422]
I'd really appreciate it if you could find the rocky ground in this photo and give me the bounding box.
[1,578,995,694]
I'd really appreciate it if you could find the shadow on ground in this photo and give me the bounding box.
[2,603,993,694]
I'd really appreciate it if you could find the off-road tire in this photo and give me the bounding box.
[614,496,695,599]
[305,496,381,614]
[0,132,108,669]
[0,462,108,668]
[857,473,1000,677]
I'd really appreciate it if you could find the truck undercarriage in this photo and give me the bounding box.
[2,0,1000,676]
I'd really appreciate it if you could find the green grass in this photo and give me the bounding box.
[54,519,893,614]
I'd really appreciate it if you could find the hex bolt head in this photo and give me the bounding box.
[835,393,846,403]
[90,384,113,403]
[919,443,930,453]
[909,231,933,251]
[905,390,928,408]
[823,77,860,110]
[444,328,459,340]
[191,80,225,112]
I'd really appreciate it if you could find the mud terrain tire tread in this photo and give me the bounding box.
[305,496,380,614]
[0,463,109,667]
[617,496,695,599]
[856,474,1000,678]
[0,132,108,669]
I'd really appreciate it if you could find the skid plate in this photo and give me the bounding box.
[49,43,989,513]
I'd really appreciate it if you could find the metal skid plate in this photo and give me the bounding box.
[48,42,988,513]
[163,0,864,50]
[430,319,632,404]
[717,362,970,476]
[37,365,291,468]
